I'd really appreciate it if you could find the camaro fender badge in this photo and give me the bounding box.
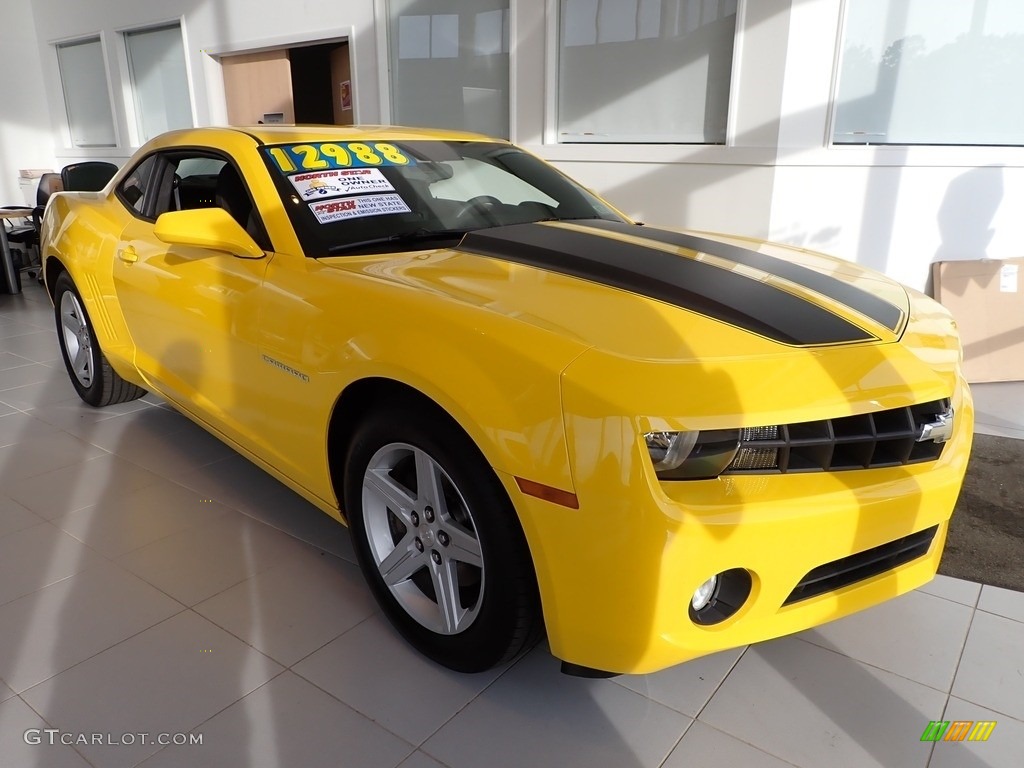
[261,354,310,383]
[916,408,954,444]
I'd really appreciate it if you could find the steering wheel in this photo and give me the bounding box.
[452,195,503,223]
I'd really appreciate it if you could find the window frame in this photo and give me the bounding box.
[54,34,120,149]
[121,20,196,147]
[545,0,743,146]
[828,0,1024,148]
[379,0,513,139]
[114,147,273,251]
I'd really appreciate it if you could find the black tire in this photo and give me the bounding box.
[53,271,147,407]
[344,404,542,672]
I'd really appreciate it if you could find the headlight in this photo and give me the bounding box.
[643,429,741,480]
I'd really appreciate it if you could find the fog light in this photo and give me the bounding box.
[691,575,718,611]
[689,568,753,626]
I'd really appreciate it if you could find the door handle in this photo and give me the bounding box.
[117,246,138,264]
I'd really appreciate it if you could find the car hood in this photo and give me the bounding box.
[318,220,915,365]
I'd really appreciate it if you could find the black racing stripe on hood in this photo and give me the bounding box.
[580,219,904,332]
[459,223,875,346]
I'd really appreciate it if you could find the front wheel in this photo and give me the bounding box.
[53,271,146,407]
[344,406,541,672]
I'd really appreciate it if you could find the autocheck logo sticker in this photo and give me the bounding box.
[289,168,395,201]
[262,354,310,382]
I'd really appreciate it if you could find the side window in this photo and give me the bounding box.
[117,155,159,215]
[150,151,272,252]
[152,155,227,217]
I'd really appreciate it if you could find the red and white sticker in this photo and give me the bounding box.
[290,168,394,200]
[310,193,412,224]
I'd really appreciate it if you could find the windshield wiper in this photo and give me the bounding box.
[325,229,467,256]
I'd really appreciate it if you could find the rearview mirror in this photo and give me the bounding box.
[154,208,264,259]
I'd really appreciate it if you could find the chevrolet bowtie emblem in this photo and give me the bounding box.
[916,408,954,444]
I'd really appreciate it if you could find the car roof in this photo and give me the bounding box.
[223,124,506,145]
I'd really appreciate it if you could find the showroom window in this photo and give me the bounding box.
[125,23,194,144]
[387,0,510,139]
[56,37,117,148]
[834,0,1024,145]
[557,0,737,143]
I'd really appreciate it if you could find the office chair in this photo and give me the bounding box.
[60,161,118,192]
[3,173,63,280]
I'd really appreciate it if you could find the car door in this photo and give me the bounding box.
[111,150,271,447]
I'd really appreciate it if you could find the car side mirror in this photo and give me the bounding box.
[153,208,264,259]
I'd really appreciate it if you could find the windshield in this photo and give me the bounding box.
[261,140,625,257]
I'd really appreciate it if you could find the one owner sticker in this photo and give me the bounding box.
[290,168,395,200]
[310,194,412,224]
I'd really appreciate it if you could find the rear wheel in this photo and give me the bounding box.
[53,271,146,407]
[344,405,541,672]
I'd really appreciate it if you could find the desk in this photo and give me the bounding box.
[0,207,32,295]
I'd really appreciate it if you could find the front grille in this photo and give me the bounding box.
[784,525,938,605]
[724,399,950,474]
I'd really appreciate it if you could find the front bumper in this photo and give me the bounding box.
[503,378,973,675]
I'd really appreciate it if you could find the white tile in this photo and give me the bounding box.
[116,511,315,606]
[398,751,450,768]
[0,320,45,341]
[928,698,1024,768]
[970,381,1024,434]
[137,672,413,768]
[614,647,744,717]
[0,679,13,703]
[0,696,92,768]
[0,523,104,607]
[977,584,1024,624]
[0,376,77,410]
[92,415,236,478]
[0,361,56,390]
[0,410,60,448]
[0,330,62,364]
[797,589,974,691]
[0,351,36,371]
[0,561,183,692]
[422,645,690,768]
[0,400,13,417]
[0,495,42,538]
[663,721,796,768]
[918,574,982,606]
[30,397,142,433]
[51,478,233,558]
[952,610,1024,721]
[22,610,283,768]
[0,429,107,482]
[6,452,162,519]
[195,554,377,666]
[42,398,187,443]
[699,636,945,768]
[295,615,504,746]
[173,455,356,562]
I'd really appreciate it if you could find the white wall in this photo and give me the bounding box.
[28,0,382,168]
[13,0,1020,292]
[526,0,1024,292]
[0,0,57,204]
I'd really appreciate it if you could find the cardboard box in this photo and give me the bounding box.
[932,258,1024,383]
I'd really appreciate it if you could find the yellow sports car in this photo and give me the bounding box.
[41,126,972,676]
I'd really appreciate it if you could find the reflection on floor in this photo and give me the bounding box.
[1,283,1021,768]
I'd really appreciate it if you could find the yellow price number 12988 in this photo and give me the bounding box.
[268,142,413,173]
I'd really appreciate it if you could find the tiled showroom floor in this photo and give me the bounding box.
[1,280,1022,768]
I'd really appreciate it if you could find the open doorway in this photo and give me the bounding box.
[221,40,353,126]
